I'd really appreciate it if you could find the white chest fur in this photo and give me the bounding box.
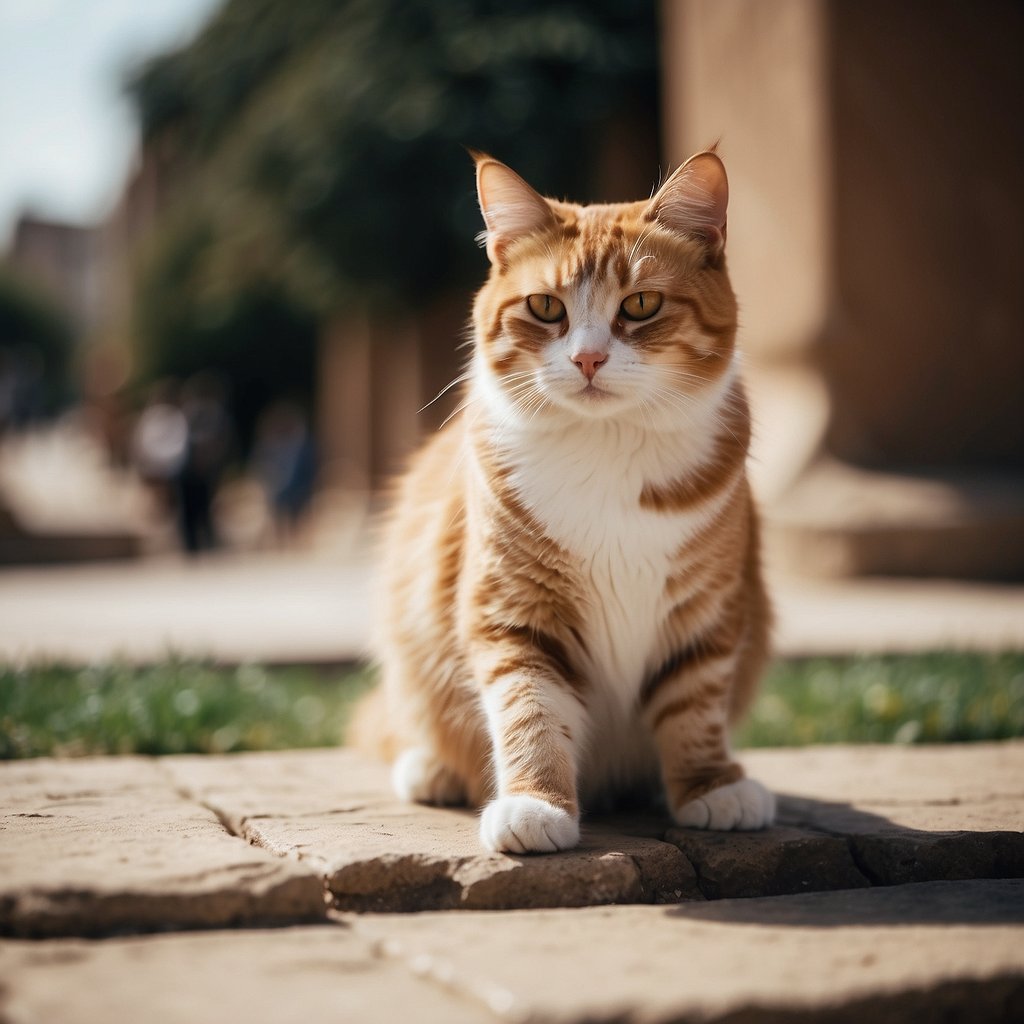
[503,418,710,701]
[499,416,724,801]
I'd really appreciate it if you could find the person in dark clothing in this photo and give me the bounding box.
[176,372,233,554]
[252,399,317,546]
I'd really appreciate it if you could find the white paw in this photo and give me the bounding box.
[391,748,465,805]
[480,795,580,854]
[673,778,775,831]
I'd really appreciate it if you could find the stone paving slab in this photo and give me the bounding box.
[165,743,1024,913]
[162,750,698,910]
[2,744,1022,937]
[738,743,1024,893]
[4,881,1020,1024]
[0,757,325,938]
[745,742,1024,804]
[352,880,1024,1023]
[0,925,489,1024]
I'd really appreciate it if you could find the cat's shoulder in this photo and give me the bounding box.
[398,415,467,490]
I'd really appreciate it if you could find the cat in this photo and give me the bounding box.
[354,148,774,854]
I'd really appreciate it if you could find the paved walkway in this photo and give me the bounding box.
[3,421,1021,663]
[1,548,1022,664]
[2,535,1023,1020]
[2,743,1022,1022]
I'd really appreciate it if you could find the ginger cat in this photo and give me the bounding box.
[358,149,774,853]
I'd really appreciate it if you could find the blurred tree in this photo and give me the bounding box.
[132,212,318,453]
[126,0,659,448]
[0,268,73,424]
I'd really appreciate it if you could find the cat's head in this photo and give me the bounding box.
[471,150,738,427]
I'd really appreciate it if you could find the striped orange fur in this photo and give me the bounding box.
[354,149,774,853]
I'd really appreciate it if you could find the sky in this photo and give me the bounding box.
[0,0,222,247]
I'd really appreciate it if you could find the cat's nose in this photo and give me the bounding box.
[571,351,607,381]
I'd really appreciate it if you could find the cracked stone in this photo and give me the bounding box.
[3,742,1022,936]
[243,804,688,911]
[850,830,1024,886]
[158,743,1024,914]
[665,825,871,899]
[0,757,325,937]
[166,750,699,911]
[162,748,386,833]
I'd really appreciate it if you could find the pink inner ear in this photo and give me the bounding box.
[649,152,729,250]
[476,159,554,264]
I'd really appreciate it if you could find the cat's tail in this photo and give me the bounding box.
[346,682,398,762]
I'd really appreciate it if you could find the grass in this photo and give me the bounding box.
[0,653,1021,759]
[0,661,375,760]
[736,652,1024,748]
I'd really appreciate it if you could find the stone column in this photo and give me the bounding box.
[317,310,372,491]
[369,315,422,490]
[413,290,473,436]
[661,0,1024,578]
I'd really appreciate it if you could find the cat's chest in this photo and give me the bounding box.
[506,423,700,562]
[504,424,705,689]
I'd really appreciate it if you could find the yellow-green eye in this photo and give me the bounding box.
[620,291,663,321]
[526,294,566,323]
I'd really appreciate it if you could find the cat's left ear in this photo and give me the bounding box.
[645,150,729,260]
[475,154,556,266]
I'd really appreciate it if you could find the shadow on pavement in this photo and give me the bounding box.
[664,876,1024,927]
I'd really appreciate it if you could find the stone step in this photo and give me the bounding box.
[764,458,1024,581]
[2,880,1022,1023]
[2,744,1021,936]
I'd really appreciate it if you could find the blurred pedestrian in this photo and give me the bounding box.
[252,399,317,547]
[177,371,234,554]
[131,379,188,516]
[0,345,45,435]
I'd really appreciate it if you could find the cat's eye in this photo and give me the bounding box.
[620,291,663,321]
[526,294,566,323]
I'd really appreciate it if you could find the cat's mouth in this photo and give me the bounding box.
[577,382,614,401]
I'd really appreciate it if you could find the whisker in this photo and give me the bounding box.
[439,391,480,430]
[627,226,657,276]
[418,372,473,414]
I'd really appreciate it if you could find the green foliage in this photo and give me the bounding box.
[0,267,74,413]
[738,652,1024,748]
[127,0,660,334]
[128,1,659,441]
[130,0,337,153]
[0,661,373,759]
[133,209,318,450]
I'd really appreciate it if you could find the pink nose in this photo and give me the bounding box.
[572,351,607,381]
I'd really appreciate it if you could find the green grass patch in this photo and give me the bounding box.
[737,652,1024,748]
[0,661,375,759]
[1,653,1021,759]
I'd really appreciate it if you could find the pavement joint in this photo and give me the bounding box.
[844,836,883,887]
[2,746,1023,1022]
[7,745,1022,939]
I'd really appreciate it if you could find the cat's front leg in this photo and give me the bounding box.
[642,641,774,831]
[472,627,587,854]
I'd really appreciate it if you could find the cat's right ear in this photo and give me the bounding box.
[474,154,555,266]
